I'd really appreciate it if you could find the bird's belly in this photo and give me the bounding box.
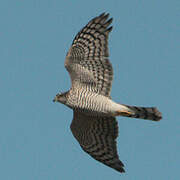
[68,92,114,116]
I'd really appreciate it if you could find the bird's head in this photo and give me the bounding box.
[53,92,68,105]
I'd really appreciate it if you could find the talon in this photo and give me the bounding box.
[115,110,134,117]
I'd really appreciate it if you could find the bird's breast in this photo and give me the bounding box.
[67,89,113,116]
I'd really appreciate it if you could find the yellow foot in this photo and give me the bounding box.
[115,110,134,117]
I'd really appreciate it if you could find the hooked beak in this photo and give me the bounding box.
[53,96,58,102]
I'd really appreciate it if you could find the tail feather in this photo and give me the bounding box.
[124,105,162,121]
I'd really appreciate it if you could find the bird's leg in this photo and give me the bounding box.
[114,110,134,117]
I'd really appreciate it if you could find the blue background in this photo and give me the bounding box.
[1,0,179,179]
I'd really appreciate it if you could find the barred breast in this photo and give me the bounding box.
[67,87,112,116]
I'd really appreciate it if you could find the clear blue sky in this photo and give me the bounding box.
[1,0,179,179]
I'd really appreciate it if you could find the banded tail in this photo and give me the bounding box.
[120,105,162,121]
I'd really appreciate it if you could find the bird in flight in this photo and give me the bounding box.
[53,13,162,173]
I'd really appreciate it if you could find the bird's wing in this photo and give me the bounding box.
[70,110,125,173]
[65,13,113,97]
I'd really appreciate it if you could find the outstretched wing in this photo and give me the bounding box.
[65,13,113,97]
[70,111,125,173]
